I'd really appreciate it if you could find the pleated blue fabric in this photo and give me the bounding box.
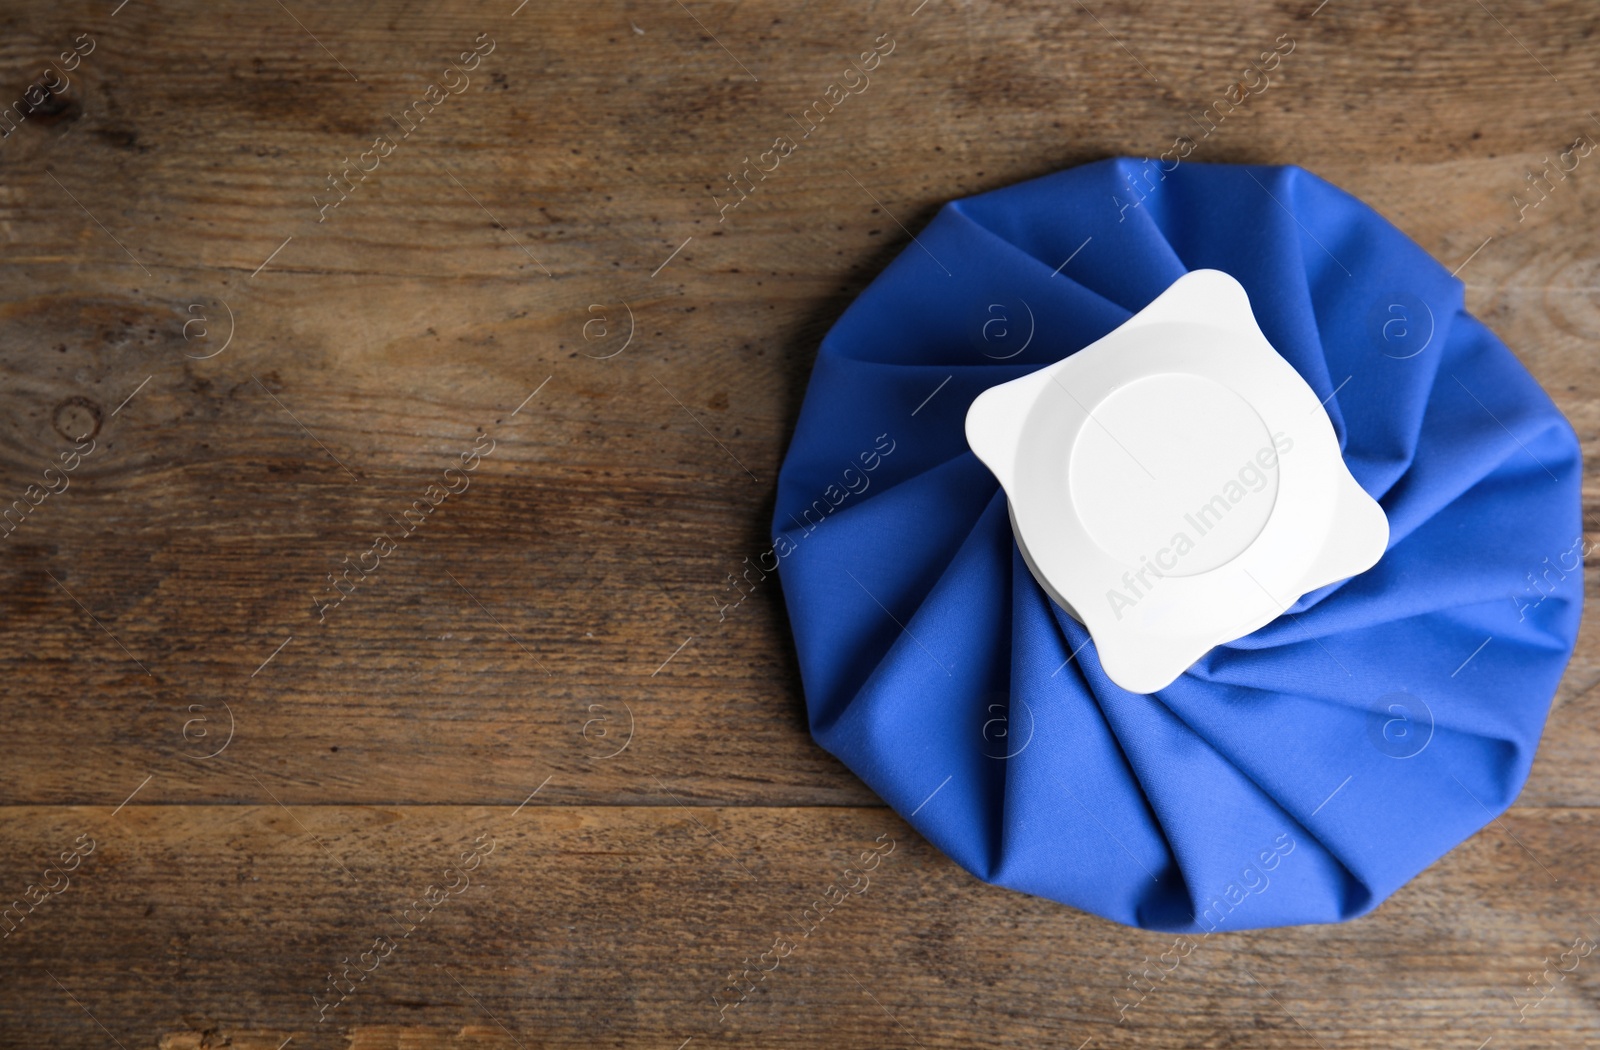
[772,159,1584,931]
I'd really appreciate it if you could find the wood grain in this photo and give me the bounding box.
[3,804,1600,1049]
[0,0,1597,1045]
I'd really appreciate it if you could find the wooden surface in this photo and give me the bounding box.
[0,0,1597,1046]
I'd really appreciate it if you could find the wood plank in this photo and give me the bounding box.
[2,804,1598,1049]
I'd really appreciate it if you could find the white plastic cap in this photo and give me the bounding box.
[966,269,1388,694]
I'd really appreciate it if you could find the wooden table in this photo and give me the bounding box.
[1,0,1596,1046]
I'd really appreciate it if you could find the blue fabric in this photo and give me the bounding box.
[772,159,1584,931]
